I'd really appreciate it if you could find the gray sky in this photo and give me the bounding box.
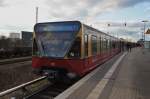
[0,0,150,41]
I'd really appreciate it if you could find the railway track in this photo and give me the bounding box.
[0,76,73,99]
[26,82,72,99]
[0,56,31,65]
[0,76,48,99]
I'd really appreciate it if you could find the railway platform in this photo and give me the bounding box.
[55,48,150,99]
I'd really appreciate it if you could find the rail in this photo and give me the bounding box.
[0,56,31,65]
[0,76,48,99]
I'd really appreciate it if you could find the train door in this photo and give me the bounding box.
[101,36,104,57]
[67,37,81,58]
[98,36,103,62]
[110,38,113,55]
[99,36,101,56]
[103,37,107,57]
[107,36,111,56]
[91,35,98,64]
[106,37,109,57]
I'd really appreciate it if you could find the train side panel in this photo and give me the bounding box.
[32,21,121,82]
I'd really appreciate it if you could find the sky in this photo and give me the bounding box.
[0,0,150,42]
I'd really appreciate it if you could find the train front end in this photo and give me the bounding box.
[32,21,82,82]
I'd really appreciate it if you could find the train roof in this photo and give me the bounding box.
[35,21,81,26]
[35,20,120,40]
[82,23,119,40]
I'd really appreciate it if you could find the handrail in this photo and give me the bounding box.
[0,76,46,97]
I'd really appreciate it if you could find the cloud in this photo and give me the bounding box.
[45,0,88,21]
[44,0,150,41]
[91,21,150,30]
[86,0,150,18]
[0,24,32,33]
[145,7,150,13]
[108,27,141,41]
[45,0,150,23]
[0,0,150,41]
[118,0,150,8]
[0,0,5,6]
[1,25,29,30]
[92,20,150,41]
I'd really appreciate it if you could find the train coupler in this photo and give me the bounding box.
[43,70,59,81]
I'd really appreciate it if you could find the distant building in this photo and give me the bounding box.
[9,33,20,39]
[9,33,20,43]
[0,35,7,39]
[21,31,33,47]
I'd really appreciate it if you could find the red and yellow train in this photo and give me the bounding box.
[32,21,121,82]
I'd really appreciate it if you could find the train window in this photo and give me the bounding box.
[107,39,110,51]
[112,40,116,48]
[107,39,110,50]
[68,37,81,58]
[106,39,108,50]
[103,38,106,51]
[99,37,101,53]
[91,36,97,55]
[110,39,112,50]
[84,35,88,57]
[36,30,77,57]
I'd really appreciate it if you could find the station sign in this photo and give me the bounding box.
[145,29,150,34]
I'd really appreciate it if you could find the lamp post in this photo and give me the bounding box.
[36,7,39,23]
[107,23,110,35]
[141,20,148,42]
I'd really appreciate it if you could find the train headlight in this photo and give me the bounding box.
[50,62,55,66]
[67,72,77,79]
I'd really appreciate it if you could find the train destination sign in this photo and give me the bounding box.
[35,21,81,33]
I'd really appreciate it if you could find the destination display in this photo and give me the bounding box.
[35,22,81,33]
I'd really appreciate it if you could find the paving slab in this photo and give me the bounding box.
[55,48,150,99]
[55,52,125,99]
[99,48,150,99]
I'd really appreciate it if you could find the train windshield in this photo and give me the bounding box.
[34,21,81,58]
